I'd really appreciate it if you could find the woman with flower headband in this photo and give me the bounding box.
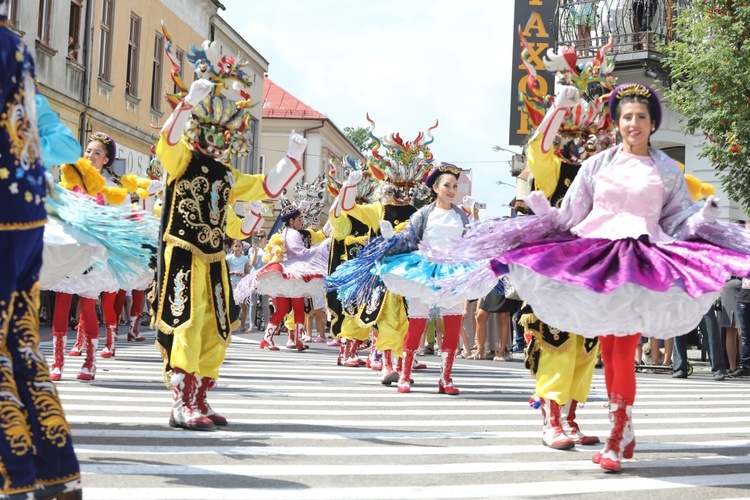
[48,132,158,381]
[424,83,750,471]
[329,163,494,395]
[235,202,329,352]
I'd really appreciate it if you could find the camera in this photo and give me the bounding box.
[475,202,487,209]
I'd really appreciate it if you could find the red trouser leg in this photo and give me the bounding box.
[403,318,427,351]
[269,297,291,326]
[52,292,72,334]
[441,315,462,353]
[599,334,640,401]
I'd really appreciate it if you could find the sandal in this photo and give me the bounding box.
[423,346,435,355]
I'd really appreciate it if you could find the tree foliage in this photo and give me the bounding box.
[343,126,376,154]
[661,0,750,210]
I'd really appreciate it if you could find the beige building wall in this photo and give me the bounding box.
[86,0,218,177]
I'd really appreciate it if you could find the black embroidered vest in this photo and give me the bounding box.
[163,154,232,262]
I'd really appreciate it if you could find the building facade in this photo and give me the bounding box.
[7,0,270,179]
[553,0,745,221]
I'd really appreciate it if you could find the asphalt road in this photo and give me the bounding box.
[39,325,750,499]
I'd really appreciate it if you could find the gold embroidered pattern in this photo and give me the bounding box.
[0,71,41,181]
[174,176,228,249]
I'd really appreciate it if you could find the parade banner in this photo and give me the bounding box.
[509,0,557,146]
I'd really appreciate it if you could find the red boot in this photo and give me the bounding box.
[381,350,399,385]
[540,398,575,450]
[260,323,280,351]
[596,394,635,472]
[398,349,416,393]
[169,368,215,431]
[68,325,85,356]
[366,332,381,370]
[195,376,227,426]
[49,332,66,381]
[438,350,460,395]
[76,335,98,381]
[293,324,309,351]
[561,399,600,445]
[100,324,117,358]
[127,314,147,341]
[336,339,346,366]
[344,339,362,367]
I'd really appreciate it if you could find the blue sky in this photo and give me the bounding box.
[221,0,519,218]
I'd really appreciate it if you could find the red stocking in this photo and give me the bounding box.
[403,318,427,351]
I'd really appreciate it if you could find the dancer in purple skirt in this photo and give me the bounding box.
[424,82,750,472]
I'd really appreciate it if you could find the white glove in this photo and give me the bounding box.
[554,85,580,108]
[462,196,476,211]
[700,195,721,224]
[346,170,363,186]
[524,191,552,216]
[244,201,262,216]
[298,200,310,212]
[379,220,394,240]
[185,79,215,106]
[241,201,263,235]
[286,130,308,161]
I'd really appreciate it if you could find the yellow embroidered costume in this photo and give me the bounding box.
[153,25,305,431]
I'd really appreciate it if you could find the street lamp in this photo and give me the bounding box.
[496,179,515,188]
[492,145,526,177]
[492,145,521,155]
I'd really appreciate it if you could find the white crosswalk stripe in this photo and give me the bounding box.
[42,331,750,499]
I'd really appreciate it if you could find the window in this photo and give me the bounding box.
[98,0,114,82]
[7,0,20,28]
[125,14,141,97]
[38,0,53,45]
[150,33,163,110]
[173,48,184,95]
[67,0,82,61]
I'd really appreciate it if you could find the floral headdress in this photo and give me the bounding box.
[519,29,618,165]
[162,23,255,164]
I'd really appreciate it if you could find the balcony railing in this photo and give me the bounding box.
[553,0,690,60]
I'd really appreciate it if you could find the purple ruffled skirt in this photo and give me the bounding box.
[493,236,750,339]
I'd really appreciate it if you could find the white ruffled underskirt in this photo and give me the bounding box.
[254,271,326,299]
[40,217,108,289]
[381,273,494,310]
[120,268,155,291]
[509,264,718,339]
[48,265,121,299]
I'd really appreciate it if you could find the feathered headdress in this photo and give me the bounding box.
[519,28,617,165]
[365,114,438,205]
[161,22,255,164]
[279,175,327,227]
[327,154,378,205]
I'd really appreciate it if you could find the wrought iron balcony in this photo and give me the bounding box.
[553,0,690,65]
